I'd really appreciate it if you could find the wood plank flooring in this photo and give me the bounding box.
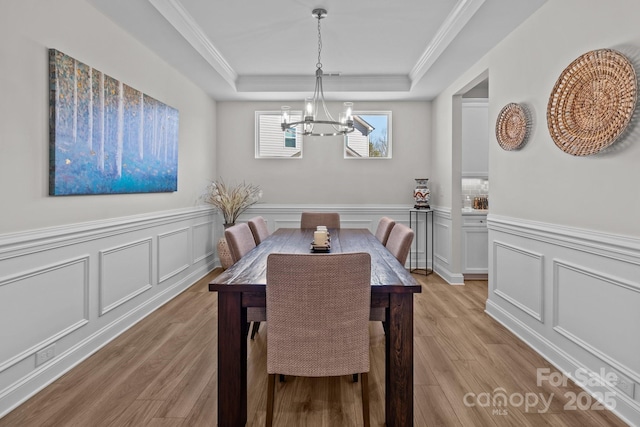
[0,270,627,426]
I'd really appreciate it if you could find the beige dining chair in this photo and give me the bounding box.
[225,223,265,339]
[300,212,341,229]
[371,222,414,332]
[386,222,414,266]
[265,252,371,427]
[248,216,270,245]
[375,216,396,246]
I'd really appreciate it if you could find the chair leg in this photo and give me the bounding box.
[266,373,276,427]
[361,372,370,427]
[250,321,261,340]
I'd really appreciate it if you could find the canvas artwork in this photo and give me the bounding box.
[49,49,179,195]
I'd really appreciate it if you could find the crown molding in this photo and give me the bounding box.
[147,0,237,89]
[236,74,411,93]
[409,0,485,88]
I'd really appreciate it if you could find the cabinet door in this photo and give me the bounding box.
[462,226,488,274]
[461,99,489,177]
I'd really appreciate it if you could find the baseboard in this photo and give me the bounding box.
[463,273,488,281]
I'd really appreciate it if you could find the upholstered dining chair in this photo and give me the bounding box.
[225,223,265,339]
[300,212,341,229]
[374,216,396,246]
[385,222,414,266]
[371,222,414,332]
[265,252,371,427]
[247,216,270,245]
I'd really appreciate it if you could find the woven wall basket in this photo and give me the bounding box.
[496,103,530,150]
[547,48,637,156]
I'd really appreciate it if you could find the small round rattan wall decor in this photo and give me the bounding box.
[547,48,637,156]
[496,103,529,150]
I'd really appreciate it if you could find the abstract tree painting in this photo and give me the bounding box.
[49,49,179,195]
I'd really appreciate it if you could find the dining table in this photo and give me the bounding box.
[209,227,422,426]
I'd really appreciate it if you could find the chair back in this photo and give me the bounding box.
[375,217,396,246]
[300,212,340,229]
[247,216,270,244]
[224,223,256,263]
[385,223,414,265]
[266,252,371,377]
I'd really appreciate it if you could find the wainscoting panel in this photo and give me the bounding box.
[432,207,462,284]
[158,228,190,284]
[0,207,216,418]
[553,260,640,378]
[0,257,89,372]
[99,239,153,316]
[493,241,544,322]
[487,214,640,426]
[192,220,214,264]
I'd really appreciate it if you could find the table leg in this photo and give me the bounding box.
[385,292,414,426]
[218,292,247,426]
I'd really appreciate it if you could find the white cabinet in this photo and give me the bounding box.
[461,99,489,177]
[462,213,488,276]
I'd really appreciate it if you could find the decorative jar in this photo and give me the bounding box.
[413,178,431,209]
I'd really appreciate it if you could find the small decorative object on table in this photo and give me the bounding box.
[413,178,430,209]
[203,178,262,269]
[311,227,331,252]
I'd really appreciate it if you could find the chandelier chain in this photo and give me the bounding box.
[316,15,323,70]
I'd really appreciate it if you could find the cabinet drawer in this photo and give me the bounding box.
[462,216,487,226]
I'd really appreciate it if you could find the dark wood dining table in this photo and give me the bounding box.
[209,228,422,426]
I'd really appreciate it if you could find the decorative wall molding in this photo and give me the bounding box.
[493,240,544,322]
[0,207,216,418]
[99,239,153,316]
[0,256,90,373]
[157,227,190,284]
[487,214,640,426]
[553,259,640,380]
[192,220,215,264]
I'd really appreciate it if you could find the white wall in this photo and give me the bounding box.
[216,101,430,205]
[488,0,640,237]
[0,0,217,235]
[0,0,218,417]
[432,0,640,424]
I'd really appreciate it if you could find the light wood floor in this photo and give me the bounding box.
[0,270,627,426]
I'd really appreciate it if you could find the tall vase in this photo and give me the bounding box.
[217,223,235,270]
[413,178,431,209]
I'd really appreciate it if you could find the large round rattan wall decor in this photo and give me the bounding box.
[496,103,529,150]
[547,49,637,156]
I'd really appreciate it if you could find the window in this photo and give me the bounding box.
[344,111,392,159]
[255,111,303,158]
[284,128,297,148]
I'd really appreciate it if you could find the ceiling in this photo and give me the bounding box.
[87,0,546,101]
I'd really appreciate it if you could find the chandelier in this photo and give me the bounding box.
[281,8,355,137]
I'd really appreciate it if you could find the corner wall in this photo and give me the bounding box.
[432,0,640,424]
[0,0,217,417]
